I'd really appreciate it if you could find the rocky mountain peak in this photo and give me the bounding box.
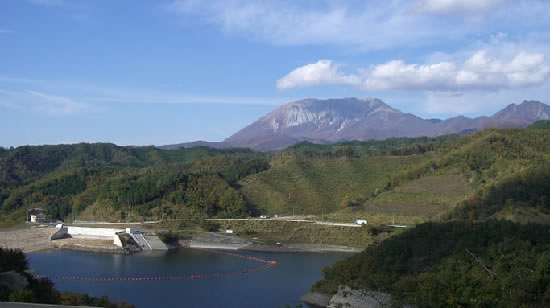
[262,97,397,132]
[166,98,550,151]
[492,100,550,121]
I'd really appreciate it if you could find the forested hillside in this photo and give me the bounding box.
[1,128,549,229]
[312,221,550,306]
[0,143,254,188]
[2,128,550,305]
[308,129,550,306]
[528,120,550,130]
[0,144,268,226]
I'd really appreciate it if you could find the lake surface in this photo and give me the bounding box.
[27,249,351,308]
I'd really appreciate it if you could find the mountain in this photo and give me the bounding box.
[436,100,550,135]
[224,98,435,151]
[492,100,550,122]
[164,98,550,151]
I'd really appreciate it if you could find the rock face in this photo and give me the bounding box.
[328,285,391,308]
[163,98,550,151]
[301,286,392,308]
[300,292,332,307]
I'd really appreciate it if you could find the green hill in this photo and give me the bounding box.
[312,220,550,306]
[0,143,256,189]
[527,120,550,130]
[0,144,267,226]
[308,128,550,305]
[3,129,548,305]
[240,154,428,216]
[2,128,550,305]
[1,129,549,229]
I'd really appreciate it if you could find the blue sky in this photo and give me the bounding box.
[1,0,550,147]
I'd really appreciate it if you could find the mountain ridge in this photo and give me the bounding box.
[163,98,550,151]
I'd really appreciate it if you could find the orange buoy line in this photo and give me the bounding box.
[33,245,277,282]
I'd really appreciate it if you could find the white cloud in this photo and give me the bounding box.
[0,77,291,118]
[364,61,458,91]
[279,50,550,92]
[0,88,96,116]
[26,90,92,115]
[277,60,360,89]
[364,50,549,91]
[166,0,448,49]
[417,0,508,15]
[167,0,550,49]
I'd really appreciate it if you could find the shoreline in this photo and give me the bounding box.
[1,227,363,255]
[240,243,362,253]
[180,234,363,253]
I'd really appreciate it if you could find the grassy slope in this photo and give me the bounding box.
[325,174,471,225]
[240,154,429,216]
[216,220,376,247]
[242,129,550,225]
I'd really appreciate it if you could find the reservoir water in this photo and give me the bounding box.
[27,249,351,308]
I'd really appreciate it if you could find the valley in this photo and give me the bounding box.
[1,100,550,307]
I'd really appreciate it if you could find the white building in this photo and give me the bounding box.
[27,208,45,223]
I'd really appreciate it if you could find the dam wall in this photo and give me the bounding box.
[50,225,125,247]
[66,226,124,238]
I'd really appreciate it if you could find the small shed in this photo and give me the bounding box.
[27,208,45,223]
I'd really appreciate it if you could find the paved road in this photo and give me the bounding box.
[314,221,361,228]
[207,216,362,228]
[73,220,161,225]
[71,216,363,229]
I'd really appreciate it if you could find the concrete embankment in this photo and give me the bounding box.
[243,243,362,253]
[144,235,168,250]
[181,234,252,250]
[180,234,362,253]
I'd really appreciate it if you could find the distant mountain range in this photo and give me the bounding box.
[161,98,550,151]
